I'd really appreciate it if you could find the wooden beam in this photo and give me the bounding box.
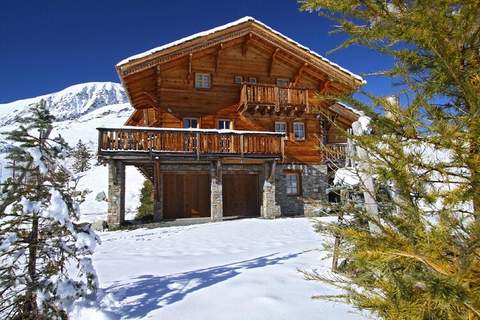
[293,63,308,87]
[242,33,252,56]
[156,64,161,97]
[215,43,224,73]
[268,48,280,77]
[187,53,193,81]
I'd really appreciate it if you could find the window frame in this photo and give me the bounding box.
[183,117,200,129]
[234,75,243,84]
[194,72,211,89]
[285,172,301,196]
[293,122,305,141]
[217,119,233,130]
[248,77,257,84]
[274,121,288,139]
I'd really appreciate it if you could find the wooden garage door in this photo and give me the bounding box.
[223,174,259,217]
[163,174,210,219]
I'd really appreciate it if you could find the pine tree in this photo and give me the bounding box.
[0,100,99,319]
[298,1,480,319]
[136,179,154,222]
[71,139,93,174]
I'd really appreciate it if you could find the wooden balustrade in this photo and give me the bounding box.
[320,143,348,162]
[97,127,285,159]
[239,83,309,115]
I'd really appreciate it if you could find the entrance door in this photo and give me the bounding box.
[163,173,210,219]
[223,174,259,217]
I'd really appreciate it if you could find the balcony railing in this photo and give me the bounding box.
[238,83,309,115]
[97,127,285,159]
[320,143,348,162]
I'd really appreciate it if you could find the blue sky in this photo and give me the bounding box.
[0,0,395,103]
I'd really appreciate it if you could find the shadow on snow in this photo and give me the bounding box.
[104,251,305,319]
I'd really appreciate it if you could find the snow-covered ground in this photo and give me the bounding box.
[85,218,369,320]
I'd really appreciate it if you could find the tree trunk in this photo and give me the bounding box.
[24,215,39,318]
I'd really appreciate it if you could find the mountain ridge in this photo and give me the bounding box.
[0,82,129,125]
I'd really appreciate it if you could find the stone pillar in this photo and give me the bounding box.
[210,161,223,221]
[107,160,125,227]
[153,161,163,222]
[261,162,281,219]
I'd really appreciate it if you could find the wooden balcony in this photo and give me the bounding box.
[238,83,309,116]
[320,143,348,163]
[97,127,285,160]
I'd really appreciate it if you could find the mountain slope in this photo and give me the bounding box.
[0,82,144,223]
[0,82,128,125]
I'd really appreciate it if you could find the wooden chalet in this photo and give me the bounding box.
[99,16,364,225]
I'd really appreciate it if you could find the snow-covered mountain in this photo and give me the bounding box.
[0,82,128,125]
[0,82,144,223]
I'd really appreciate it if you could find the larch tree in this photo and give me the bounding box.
[136,179,154,222]
[0,100,100,319]
[298,1,480,319]
[71,139,93,174]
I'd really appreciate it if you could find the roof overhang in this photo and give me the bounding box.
[116,17,365,89]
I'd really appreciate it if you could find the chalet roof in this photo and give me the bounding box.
[116,16,365,84]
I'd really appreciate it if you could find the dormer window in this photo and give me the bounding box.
[195,73,211,89]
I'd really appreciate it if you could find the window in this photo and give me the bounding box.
[274,121,287,136]
[183,118,199,128]
[293,122,305,140]
[217,119,232,130]
[234,75,243,84]
[285,173,300,195]
[195,73,211,89]
[248,77,257,84]
[276,78,290,88]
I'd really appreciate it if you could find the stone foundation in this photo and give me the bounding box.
[210,163,223,221]
[105,161,329,225]
[274,164,328,216]
[260,180,281,218]
[107,160,125,226]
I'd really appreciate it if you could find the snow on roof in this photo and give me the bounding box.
[117,16,365,84]
[335,101,363,116]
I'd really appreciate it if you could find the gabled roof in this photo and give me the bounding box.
[116,16,365,86]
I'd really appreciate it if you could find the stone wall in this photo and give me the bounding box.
[107,160,125,226]
[274,164,328,216]
[113,161,330,224]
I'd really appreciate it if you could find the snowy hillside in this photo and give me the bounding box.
[0,82,144,222]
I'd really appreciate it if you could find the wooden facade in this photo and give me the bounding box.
[100,17,363,224]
